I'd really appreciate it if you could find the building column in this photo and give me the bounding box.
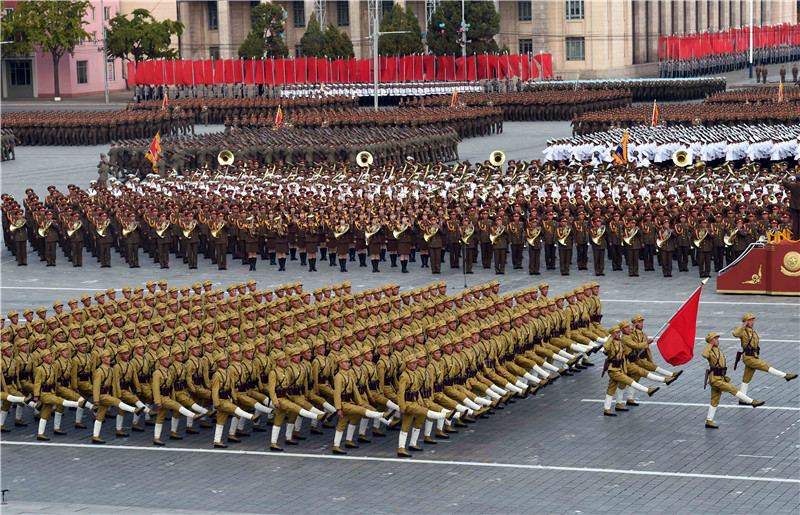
[673,1,685,35]
[720,0,730,29]
[697,1,708,34]
[708,0,719,30]
[348,0,363,60]
[761,0,771,24]
[632,0,647,64]
[753,0,762,29]
[684,1,697,35]
[218,0,232,58]
[660,1,673,39]
[646,0,660,62]
[731,0,741,27]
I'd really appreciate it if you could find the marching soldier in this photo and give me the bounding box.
[622,218,641,277]
[491,217,509,275]
[556,216,573,276]
[733,313,797,401]
[601,325,659,416]
[657,218,675,277]
[526,216,542,275]
[589,216,607,276]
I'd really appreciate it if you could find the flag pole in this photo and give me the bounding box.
[652,278,709,340]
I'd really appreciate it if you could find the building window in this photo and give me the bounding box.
[107,59,116,81]
[518,38,532,55]
[295,45,304,58]
[104,6,110,20]
[250,1,260,8]
[7,60,31,86]
[293,1,305,28]
[565,37,585,61]
[77,60,88,84]
[3,7,14,17]
[337,1,350,26]
[565,0,584,20]
[381,1,393,16]
[518,1,532,21]
[208,1,219,30]
[209,46,220,60]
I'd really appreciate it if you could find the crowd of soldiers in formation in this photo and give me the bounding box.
[706,85,799,103]
[525,77,726,102]
[3,149,794,282]
[223,105,504,140]
[0,278,662,451]
[546,124,800,166]
[658,46,800,79]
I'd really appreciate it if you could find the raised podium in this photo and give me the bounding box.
[716,240,800,296]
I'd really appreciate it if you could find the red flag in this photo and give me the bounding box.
[164,60,175,84]
[656,283,705,366]
[174,60,185,85]
[244,60,255,85]
[162,94,168,111]
[423,55,435,80]
[274,106,283,128]
[214,60,224,84]
[651,100,658,126]
[145,132,162,172]
[127,61,137,85]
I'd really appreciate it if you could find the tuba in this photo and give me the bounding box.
[461,224,475,244]
[156,221,170,238]
[210,221,225,239]
[526,226,541,246]
[423,224,439,243]
[557,226,571,246]
[67,220,83,238]
[218,150,234,166]
[656,228,671,248]
[356,151,374,168]
[365,223,381,243]
[182,220,196,239]
[122,221,137,238]
[693,228,708,248]
[38,220,52,238]
[590,226,605,245]
[489,150,505,167]
[10,218,26,232]
[672,149,690,167]
[623,226,639,245]
[723,228,738,247]
[96,220,109,238]
[392,223,408,239]
[334,223,350,239]
[489,225,505,244]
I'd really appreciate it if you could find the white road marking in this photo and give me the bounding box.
[601,299,799,307]
[580,399,800,411]
[736,455,776,459]
[1,441,797,484]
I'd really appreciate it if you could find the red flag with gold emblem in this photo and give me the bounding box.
[145,132,162,172]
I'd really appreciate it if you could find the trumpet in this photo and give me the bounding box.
[723,228,738,247]
[96,220,109,238]
[526,226,541,246]
[37,220,52,238]
[365,223,381,243]
[693,228,708,248]
[590,226,605,245]
[557,226,571,246]
[122,221,137,238]
[182,220,196,239]
[489,225,505,244]
[656,228,672,248]
[210,221,226,239]
[392,223,408,239]
[461,224,475,244]
[622,226,639,245]
[156,221,170,238]
[423,224,439,243]
[67,220,83,238]
[9,218,25,232]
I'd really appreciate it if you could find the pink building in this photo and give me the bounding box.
[1,0,126,99]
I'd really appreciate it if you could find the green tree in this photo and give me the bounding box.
[300,12,326,57]
[323,24,354,59]
[105,8,184,65]
[238,2,289,59]
[377,4,423,57]
[2,0,93,98]
[427,0,500,56]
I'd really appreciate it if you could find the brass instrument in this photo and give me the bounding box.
[755,199,764,207]
[735,193,744,203]
[489,150,506,167]
[461,224,475,244]
[182,220,196,239]
[672,149,690,167]
[67,220,83,238]
[334,223,350,239]
[557,226,571,246]
[356,151,374,168]
[218,150,234,166]
[96,220,109,238]
[156,221,170,238]
[723,228,738,247]
[122,221,137,238]
[656,228,671,248]
[623,226,639,245]
[10,218,25,233]
[423,224,439,243]
[768,195,777,204]
[210,221,226,239]
[37,220,52,238]
[693,228,708,248]
[392,223,408,239]
[590,226,605,245]
[526,227,541,246]
[365,223,381,243]
[489,225,505,244]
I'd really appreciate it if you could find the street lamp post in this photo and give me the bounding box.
[371,7,410,111]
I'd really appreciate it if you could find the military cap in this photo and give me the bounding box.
[608,325,620,334]
[742,313,754,321]
[705,332,720,343]
[631,315,643,323]
[272,350,286,361]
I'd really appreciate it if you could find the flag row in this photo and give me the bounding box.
[126,53,553,86]
[659,23,800,60]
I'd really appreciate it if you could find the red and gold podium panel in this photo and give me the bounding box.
[717,240,800,296]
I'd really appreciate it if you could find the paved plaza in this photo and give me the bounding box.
[1,112,799,513]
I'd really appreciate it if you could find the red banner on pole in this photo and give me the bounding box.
[656,284,704,366]
[127,61,136,85]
